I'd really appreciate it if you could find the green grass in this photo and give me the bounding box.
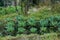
[28,7,60,20]
[0,13,18,20]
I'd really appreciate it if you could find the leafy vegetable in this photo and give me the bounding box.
[30,27,37,33]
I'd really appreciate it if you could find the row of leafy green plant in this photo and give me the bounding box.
[0,15,60,36]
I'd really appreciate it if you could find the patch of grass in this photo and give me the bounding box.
[0,13,18,20]
[0,7,60,21]
[28,7,60,20]
[0,33,60,40]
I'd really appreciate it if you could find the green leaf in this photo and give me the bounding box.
[27,18,36,26]
[40,19,48,27]
[18,21,26,27]
[40,27,47,32]
[30,27,37,33]
[6,22,14,32]
[18,27,25,33]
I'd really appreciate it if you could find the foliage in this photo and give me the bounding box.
[40,19,48,27]
[27,17,36,26]
[16,15,26,27]
[0,11,60,36]
[0,6,22,16]
[0,15,60,36]
[40,27,47,34]
[5,18,15,34]
[30,27,37,33]
[52,4,60,13]
[5,21,14,32]
[0,0,60,37]
[15,15,24,21]
[5,18,13,22]
[0,7,5,15]
[0,21,3,26]
[18,27,26,33]
[18,21,26,27]
[5,6,16,14]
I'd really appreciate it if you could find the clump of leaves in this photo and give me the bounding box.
[48,16,57,26]
[18,21,26,27]
[27,17,36,26]
[0,8,6,15]
[30,27,37,33]
[5,6,16,13]
[15,15,26,27]
[39,19,48,27]
[18,27,26,33]
[5,21,14,32]
[40,27,47,34]
[15,15,24,21]
[5,18,13,22]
